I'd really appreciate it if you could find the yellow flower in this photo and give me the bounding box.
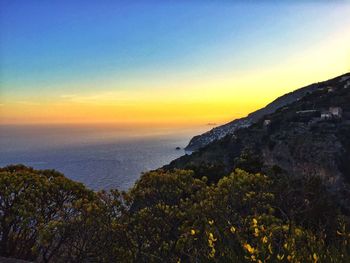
[191,229,196,235]
[294,228,303,236]
[209,248,216,258]
[262,236,268,243]
[253,218,258,226]
[313,253,318,263]
[209,232,217,241]
[208,219,214,225]
[283,243,288,249]
[244,243,255,254]
[254,227,259,237]
[268,243,273,254]
[277,254,285,260]
[287,255,292,261]
[230,226,236,233]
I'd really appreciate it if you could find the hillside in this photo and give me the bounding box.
[186,73,350,151]
[168,73,350,191]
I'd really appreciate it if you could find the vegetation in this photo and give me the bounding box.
[0,164,349,262]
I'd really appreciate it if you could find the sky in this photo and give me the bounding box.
[0,1,350,126]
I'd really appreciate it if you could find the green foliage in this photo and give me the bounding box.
[0,165,95,261]
[1,165,349,262]
[234,150,264,174]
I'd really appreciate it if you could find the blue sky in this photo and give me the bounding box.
[0,1,349,124]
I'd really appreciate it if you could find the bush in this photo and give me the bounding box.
[0,165,349,262]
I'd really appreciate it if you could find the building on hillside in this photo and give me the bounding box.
[263,119,271,126]
[329,107,343,118]
[321,112,333,120]
[327,86,335,93]
[321,107,343,120]
[344,81,350,89]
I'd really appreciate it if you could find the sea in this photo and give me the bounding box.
[0,124,208,190]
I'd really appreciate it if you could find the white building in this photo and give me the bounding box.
[327,86,335,93]
[263,119,271,126]
[321,112,332,120]
[344,81,350,89]
[329,107,343,118]
[321,107,343,120]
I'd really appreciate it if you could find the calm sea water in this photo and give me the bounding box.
[0,124,207,190]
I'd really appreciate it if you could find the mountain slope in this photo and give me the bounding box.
[186,73,350,151]
[168,73,350,189]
